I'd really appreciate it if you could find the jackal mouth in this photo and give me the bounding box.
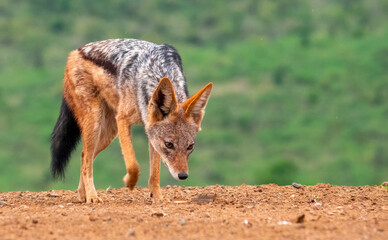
[161,158,180,180]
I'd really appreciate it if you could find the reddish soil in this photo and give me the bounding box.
[0,184,387,240]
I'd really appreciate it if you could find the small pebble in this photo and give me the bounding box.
[66,203,73,206]
[292,182,302,189]
[48,193,60,198]
[296,214,305,223]
[0,201,7,206]
[277,221,292,225]
[126,228,136,237]
[243,219,253,227]
[179,218,186,226]
[151,212,166,217]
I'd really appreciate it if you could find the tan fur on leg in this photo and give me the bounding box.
[117,118,140,190]
[148,142,163,203]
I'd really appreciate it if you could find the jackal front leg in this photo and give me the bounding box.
[117,117,140,190]
[148,142,168,203]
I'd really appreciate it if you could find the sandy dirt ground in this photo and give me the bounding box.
[0,184,387,240]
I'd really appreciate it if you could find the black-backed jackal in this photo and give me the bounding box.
[50,39,212,203]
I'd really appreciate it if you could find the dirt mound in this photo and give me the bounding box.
[0,184,387,239]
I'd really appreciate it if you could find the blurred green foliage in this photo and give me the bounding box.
[0,0,387,191]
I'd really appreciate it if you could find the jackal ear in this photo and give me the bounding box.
[148,77,178,123]
[183,82,213,131]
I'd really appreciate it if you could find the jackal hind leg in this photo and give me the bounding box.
[78,104,118,203]
[117,116,140,190]
[79,128,101,203]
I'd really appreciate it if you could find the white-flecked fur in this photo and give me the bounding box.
[78,39,189,123]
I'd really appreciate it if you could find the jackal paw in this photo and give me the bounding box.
[86,195,103,204]
[155,197,170,204]
[123,173,137,190]
[77,189,86,203]
[150,193,170,204]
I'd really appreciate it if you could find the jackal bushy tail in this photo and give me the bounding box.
[50,98,81,178]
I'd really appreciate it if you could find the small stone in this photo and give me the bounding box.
[179,219,186,226]
[151,212,166,217]
[126,228,136,237]
[0,201,7,206]
[48,193,60,198]
[58,205,64,208]
[89,215,97,221]
[243,219,252,227]
[296,214,305,223]
[381,182,388,187]
[292,182,302,189]
[277,221,292,225]
[66,203,73,206]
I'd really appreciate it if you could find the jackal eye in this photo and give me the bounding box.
[187,143,194,151]
[165,141,174,149]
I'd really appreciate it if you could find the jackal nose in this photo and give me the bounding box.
[178,173,188,180]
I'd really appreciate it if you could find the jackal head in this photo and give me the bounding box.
[146,77,212,180]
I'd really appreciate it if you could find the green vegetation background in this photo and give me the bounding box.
[0,0,387,191]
